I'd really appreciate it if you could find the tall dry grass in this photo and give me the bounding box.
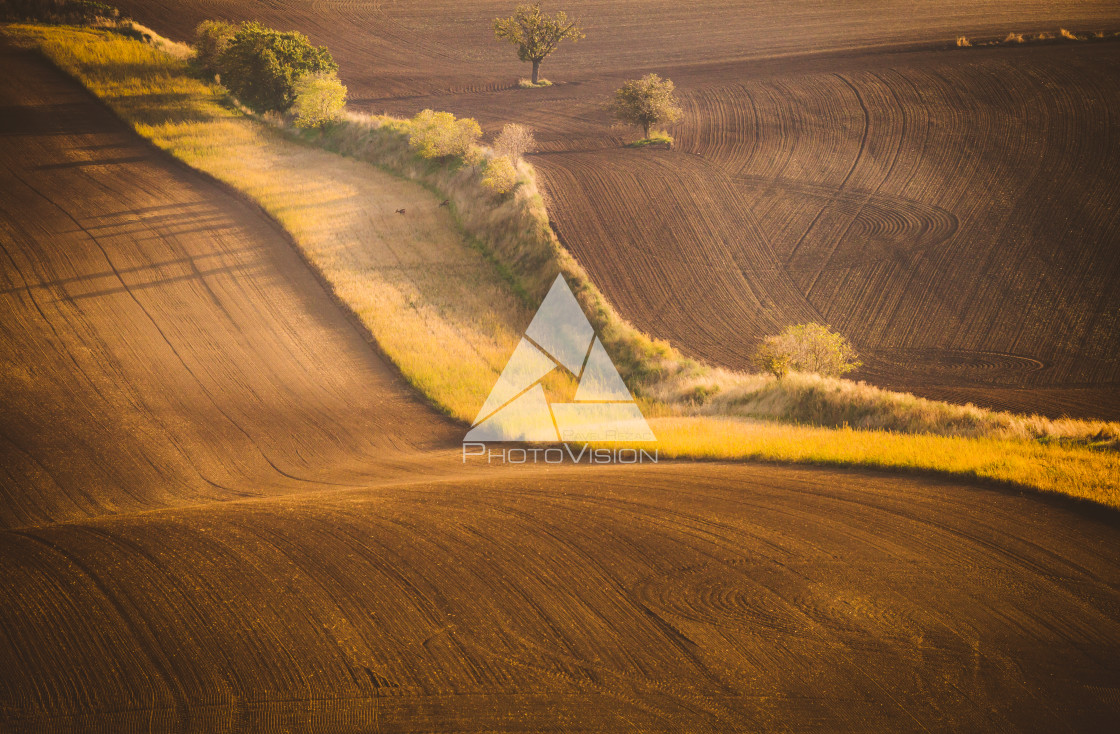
[299,110,686,386]
[636,418,1120,510]
[651,369,1120,449]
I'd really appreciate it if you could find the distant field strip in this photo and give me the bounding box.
[537,48,1120,418]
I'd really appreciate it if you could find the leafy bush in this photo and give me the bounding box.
[194,20,237,75]
[492,123,535,160]
[481,155,519,195]
[407,109,482,159]
[753,323,861,378]
[291,71,347,128]
[217,22,337,113]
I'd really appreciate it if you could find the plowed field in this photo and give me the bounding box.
[110,0,1120,418]
[4,41,1120,732]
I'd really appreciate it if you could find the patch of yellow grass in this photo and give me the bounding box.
[636,417,1120,509]
[652,368,1120,448]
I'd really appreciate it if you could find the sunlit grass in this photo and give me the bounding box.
[618,417,1120,509]
[626,130,674,147]
[650,368,1120,449]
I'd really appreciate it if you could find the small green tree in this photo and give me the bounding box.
[291,71,347,128]
[493,3,584,85]
[754,323,861,379]
[217,22,337,113]
[612,73,683,139]
[194,20,237,76]
[407,109,483,159]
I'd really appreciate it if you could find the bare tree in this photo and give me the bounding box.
[493,3,584,85]
[493,123,536,160]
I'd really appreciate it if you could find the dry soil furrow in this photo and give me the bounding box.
[4,467,1120,731]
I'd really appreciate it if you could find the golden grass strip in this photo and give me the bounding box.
[641,417,1120,509]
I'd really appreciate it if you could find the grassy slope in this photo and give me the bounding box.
[4,23,539,420]
[7,24,1118,508]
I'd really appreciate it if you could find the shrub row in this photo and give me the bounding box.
[194,19,341,118]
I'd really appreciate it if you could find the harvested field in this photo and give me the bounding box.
[3,39,1120,733]
[536,44,1120,419]
[7,465,1120,732]
[5,4,1120,731]
[108,1,1120,96]
[111,0,1120,419]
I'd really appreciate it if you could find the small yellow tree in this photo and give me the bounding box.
[407,110,482,159]
[482,156,519,195]
[492,123,535,160]
[753,323,861,378]
[291,71,347,128]
[752,342,791,380]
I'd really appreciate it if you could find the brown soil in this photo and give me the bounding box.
[3,42,1120,732]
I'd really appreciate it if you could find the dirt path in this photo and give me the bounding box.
[2,47,1120,732]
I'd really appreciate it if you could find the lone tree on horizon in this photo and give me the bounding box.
[493,3,584,85]
[612,73,682,140]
